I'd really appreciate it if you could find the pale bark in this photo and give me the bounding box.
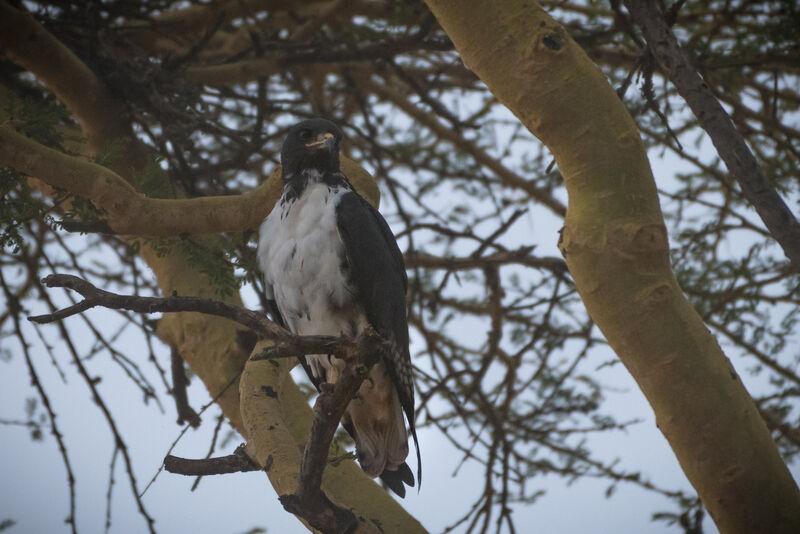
[422,1,800,533]
[241,349,427,534]
[0,125,376,236]
[0,4,423,532]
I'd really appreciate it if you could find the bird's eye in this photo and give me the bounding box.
[299,129,312,141]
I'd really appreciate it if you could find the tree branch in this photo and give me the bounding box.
[404,248,568,275]
[0,1,144,165]
[0,125,379,235]
[170,347,201,428]
[422,1,800,532]
[29,273,393,533]
[279,328,384,534]
[164,444,260,476]
[623,0,800,271]
[28,274,389,382]
[0,125,281,235]
[27,274,380,363]
[28,273,284,334]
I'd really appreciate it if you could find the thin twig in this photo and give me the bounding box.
[170,346,201,428]
[0,270,78,534]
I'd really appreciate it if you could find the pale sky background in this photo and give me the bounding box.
[2,123,799,534]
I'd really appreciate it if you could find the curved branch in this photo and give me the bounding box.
[28,274,383,363]
[28,274,283,335]
[0,2,139,162]
[0,124,280,235]
[0,125,379,235]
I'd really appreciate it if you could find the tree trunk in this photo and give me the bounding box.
[422,1,800,533]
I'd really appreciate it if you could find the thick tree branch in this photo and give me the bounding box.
[624,0,800,271]
[0,2,145,166]
[0,125,378,236]
[422,1,800,533]
[0,124,281,235]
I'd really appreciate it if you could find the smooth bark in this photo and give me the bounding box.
[422,1,800,533]
[0,4,423,532]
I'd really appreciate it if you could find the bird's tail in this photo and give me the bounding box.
[344,363,413,496]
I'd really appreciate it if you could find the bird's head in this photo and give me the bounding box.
[280,118,343,179]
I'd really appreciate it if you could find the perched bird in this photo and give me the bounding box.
[257,118,420,496]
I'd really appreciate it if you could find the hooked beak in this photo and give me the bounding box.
[305,132,335,150]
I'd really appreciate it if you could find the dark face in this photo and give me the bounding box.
[280,118,343,178]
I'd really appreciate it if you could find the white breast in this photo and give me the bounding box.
[257,176,367,381]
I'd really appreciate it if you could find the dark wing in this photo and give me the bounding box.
[335,190,421,486]
[265,297,286,329]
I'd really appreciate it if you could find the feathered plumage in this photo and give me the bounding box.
[257,118,420,496]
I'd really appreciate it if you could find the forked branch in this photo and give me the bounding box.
[280,328,383,534]
[29,273,389,534]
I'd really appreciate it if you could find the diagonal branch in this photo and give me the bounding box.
[0,1,146,168]
[30,273,389,533]
[279,328,384,534]
[623,0,800,271]
[0,125,281,236]
[0,125,378,236]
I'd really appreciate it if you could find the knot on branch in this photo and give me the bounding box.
[279,491,358,534]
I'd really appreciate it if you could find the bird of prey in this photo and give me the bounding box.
[257,118,420,496]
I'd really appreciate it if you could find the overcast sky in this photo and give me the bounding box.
[2,141,798,534]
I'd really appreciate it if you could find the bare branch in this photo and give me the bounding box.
[404,248,569,276]
[28,274,386,370]
[170,347,201,428]
[28,274,285,337]
[0,270,78,534]
[279,328,384,534]
[624,0,800,271]
[164,444,260,476]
